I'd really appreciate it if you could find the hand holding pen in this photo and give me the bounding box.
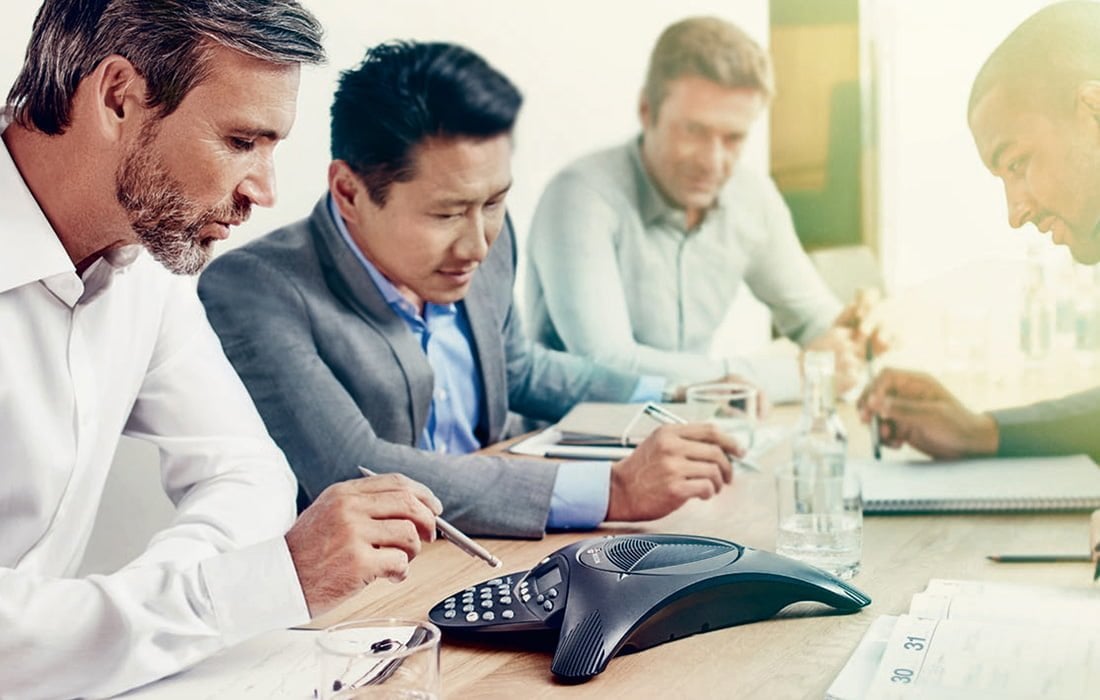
[285,471,443,617]
[642,402,760,472]
[358,466,501,568]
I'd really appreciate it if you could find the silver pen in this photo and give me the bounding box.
[357,466,502,568]
[642,402,760,472]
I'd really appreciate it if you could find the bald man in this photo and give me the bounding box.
[858,0,1100,563]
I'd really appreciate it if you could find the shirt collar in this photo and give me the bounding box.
[629,135,731,230]
[0,114,75,294]
[326,194,456,320]
[0,112,143,296]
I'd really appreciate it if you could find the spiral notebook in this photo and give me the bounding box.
[858,454,1100,513]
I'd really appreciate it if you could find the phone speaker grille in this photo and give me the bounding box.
[604,537,659,571]
[552,609,606,680]
[632,543,734,571]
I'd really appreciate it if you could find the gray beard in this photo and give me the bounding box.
[114,128,247,275]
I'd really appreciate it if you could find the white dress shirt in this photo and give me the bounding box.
[0,124,309,699]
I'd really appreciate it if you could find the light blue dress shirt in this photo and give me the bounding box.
[328,197,662,528]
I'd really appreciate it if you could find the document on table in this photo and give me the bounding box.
[509,401,790,462]
[115,629,319,700]
[827,579,1100,700]
[116,625,420,699]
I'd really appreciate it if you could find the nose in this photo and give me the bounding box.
[237,153,277,209]
[1004,178,1033,229]
[453,211,492,262]
[697,135,735,179]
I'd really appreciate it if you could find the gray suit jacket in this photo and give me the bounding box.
[198,197,640,537]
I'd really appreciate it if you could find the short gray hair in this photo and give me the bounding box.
[8,0,326,135]
[643,16,773,118]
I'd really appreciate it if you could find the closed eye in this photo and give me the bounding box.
[1007,155,1029,176]
[228,137,256,152]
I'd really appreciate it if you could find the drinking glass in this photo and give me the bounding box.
[774,462,862,580]
[684,382,759,453]
[317,618,441,699]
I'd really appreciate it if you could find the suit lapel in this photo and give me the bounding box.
[462,261,505,445]
[307,197,434,439]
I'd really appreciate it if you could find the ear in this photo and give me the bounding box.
[85,55,148,142]
[638,92,651,129]
[328,160,367,227]
[1078,81,1100,121]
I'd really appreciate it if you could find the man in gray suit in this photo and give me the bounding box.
[198,41,741,539]
[857,2,1100,550]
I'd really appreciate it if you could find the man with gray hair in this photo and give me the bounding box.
[0,2,441,698]
[526,16,886,404]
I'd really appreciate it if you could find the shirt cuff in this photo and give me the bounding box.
[547,461,611,530]
[199,537,311,645]
[629,375,667,403]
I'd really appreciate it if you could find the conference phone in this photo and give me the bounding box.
[428,533,870,681]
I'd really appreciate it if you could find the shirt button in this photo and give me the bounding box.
[436,389,448,401]
[436,444,448,454]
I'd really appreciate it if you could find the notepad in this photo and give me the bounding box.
[827,579,1100,700]
[857,454,1100,513]
[508,402,790,463]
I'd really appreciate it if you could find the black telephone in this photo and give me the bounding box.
[428,533,870,681]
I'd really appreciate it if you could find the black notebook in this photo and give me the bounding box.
[859,455,1100,513]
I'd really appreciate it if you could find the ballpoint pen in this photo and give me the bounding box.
[866,340,882,460]
[642,402,761,473]
[357,466,502,568]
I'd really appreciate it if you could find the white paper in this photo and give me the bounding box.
[116,630,320,700]
[829,579,1100,700]
[117,625,421,700]
[866,614,1100,699]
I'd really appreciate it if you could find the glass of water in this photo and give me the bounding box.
[317,618,441,699]
[684,382,759,453]
[775,350,861,579]
[774,461,862,580]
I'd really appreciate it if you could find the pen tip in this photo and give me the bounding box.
[489,557,502,568]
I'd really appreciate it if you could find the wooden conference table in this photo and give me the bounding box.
[310,402,1095,699]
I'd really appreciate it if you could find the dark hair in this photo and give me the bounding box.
[7,0,325,135]
[331,41,523,206]
[969,1,1100,118]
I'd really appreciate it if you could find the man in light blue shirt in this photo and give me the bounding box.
[199,41,741,537]
[527,17,887,403]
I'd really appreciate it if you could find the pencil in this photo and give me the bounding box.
[357,466,501,568]
[986,554,1092,563]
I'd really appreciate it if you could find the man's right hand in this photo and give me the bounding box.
[606,423,740,521]
[285,473,443,617]
[857,367,999,459]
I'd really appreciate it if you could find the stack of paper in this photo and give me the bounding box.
[827,580,1100,699]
